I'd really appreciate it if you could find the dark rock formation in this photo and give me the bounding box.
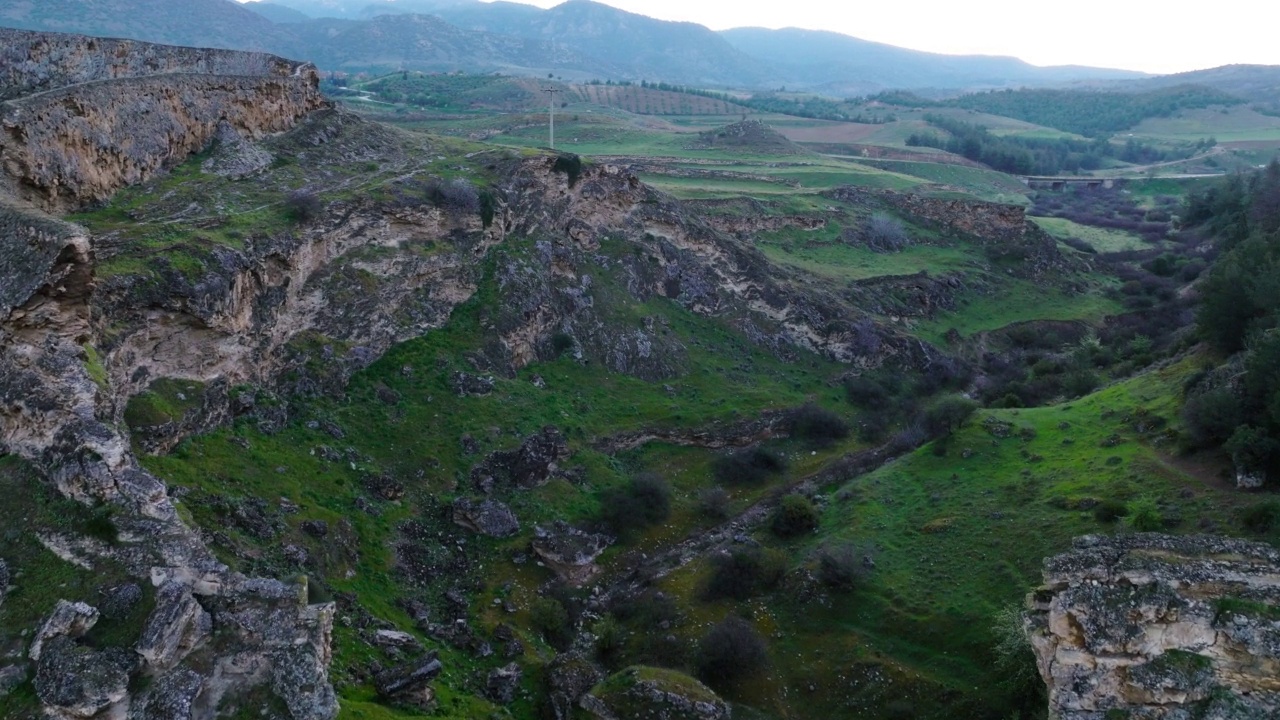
[374,652,443,710]
[471,427,569,493]
[452,497,521,538]
[485,662,523,704]
[1027,534,1280,719]
[532,522,613,585]
[584,666,730,720]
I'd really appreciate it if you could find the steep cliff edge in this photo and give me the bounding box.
[1027,534,1280,719]
[0,28,325,212]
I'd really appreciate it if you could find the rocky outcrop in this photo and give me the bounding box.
[584,666,730,720]
[471,427,570,493]
[0,29,325,212]
[452,497,521,538]
[1027,534,1280,720]
[374,652,443,710]
[830,186,1073,278]
[532,522,613,585]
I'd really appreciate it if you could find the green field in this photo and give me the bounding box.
[1031,215,1154,253]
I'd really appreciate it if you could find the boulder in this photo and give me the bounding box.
[127,668,204,720]
[471,427,568,492]
[301,519,329,538]
[547,651,603,720]
[99,583,143,621]
[0,664,28,697]
[135,581,212,671]
[485,662,523,704]
[451,372,495,397]
[30,600,99,662]
[374,651,443,710]
[372,629,422,652]
[585,666,730,720]
[35,636,137,718]
[531,522,613,585]
[452,497,520,538]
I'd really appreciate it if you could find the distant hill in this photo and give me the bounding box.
[0,0,1163,92]
[719,27,1147,94]
[1116,65,1280,111]
[243,2,312,24]
[291,13,584,74]
[0,0,289,51]
[430,0,768,87]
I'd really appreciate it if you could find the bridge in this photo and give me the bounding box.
[1020,176,1118,190]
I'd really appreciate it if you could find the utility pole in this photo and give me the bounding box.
[543,87,561,150]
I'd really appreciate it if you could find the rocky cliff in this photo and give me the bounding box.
[1027,534,1280,719]
[0,28,325,212]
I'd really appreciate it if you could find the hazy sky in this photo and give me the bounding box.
[477,0,1279,74]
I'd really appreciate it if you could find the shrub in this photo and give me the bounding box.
[816,543,869,592]
[552,153,584,186]
[697,487,731,520]
[284,189,322,223]
[1240,502,1279,534]
[1127,497,1164,532]
[530,597,572,649]
[863,213,910,252]
[696,616,768,687]
[479,189,496,228]
[600,473,672,537]
[771,495,819,538]
[1093,499,1129,523]
[703,547,785,601]
[712,446,787,486]
[550,332,575,356]
[789,404,850,447]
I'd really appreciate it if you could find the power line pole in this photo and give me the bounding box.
[543,87,561,150]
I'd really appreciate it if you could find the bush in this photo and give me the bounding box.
[703,547,786,601]
[863,213,910,252]
[1225,425,1280,474]
[479,189,496,228]
[712,446,787,486]
[600,473,672,537]
[816,543,869,592]
[697,487,731,520]
[789,404,850,447]
[845,375,890,406]
[284,189,322,223]
[696,616,768,687]
[1181,388,1242,448]
[771,494,819,538]
[1126,497,1164,531]
[1093,499,1129,523]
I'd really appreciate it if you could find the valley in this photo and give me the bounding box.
[1,6,1279,720]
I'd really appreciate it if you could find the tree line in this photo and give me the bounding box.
[905,113,1210,175]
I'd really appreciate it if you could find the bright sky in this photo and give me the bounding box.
[483,0,1280,75]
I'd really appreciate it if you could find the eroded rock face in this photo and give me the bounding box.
[0,29,325,212]
[1027,534,1280,719]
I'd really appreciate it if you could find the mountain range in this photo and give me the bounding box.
[0,0,1153,92]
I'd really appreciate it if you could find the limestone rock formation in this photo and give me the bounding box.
[1027,534,1280,719]
[584,666,730,720]
[0,29,326,212]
